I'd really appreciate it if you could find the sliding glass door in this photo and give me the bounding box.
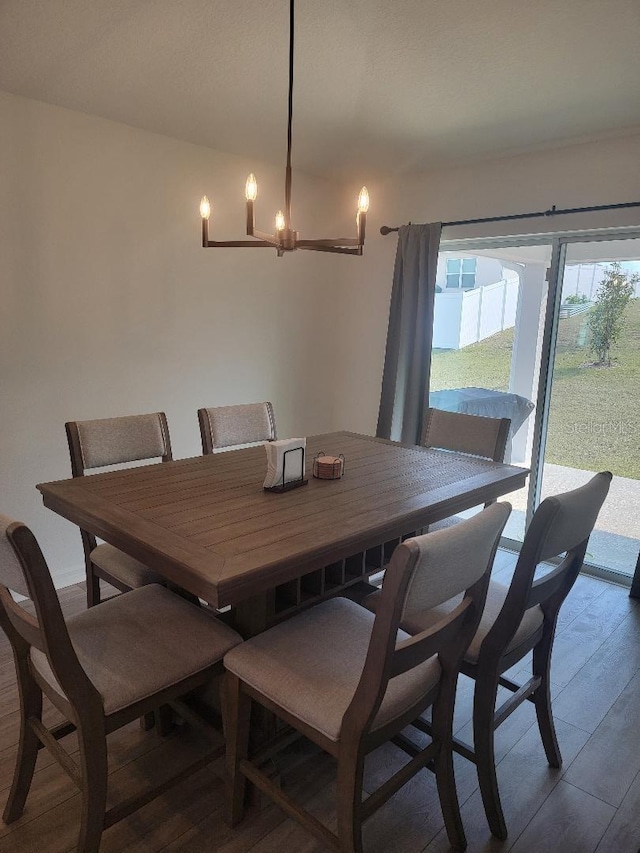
[428,242,552,540]
[429,229,640,583]
[539,237,640,577]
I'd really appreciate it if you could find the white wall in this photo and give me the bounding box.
[335,132,640,436]
[0,91,347,584]
[3,90,640,586]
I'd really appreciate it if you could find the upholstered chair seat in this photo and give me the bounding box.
[30,584,241,715]
[225,597,441,742]
[366,580,544,665]
[89,544,164,590]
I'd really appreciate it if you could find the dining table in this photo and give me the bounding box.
[37,431,529,637]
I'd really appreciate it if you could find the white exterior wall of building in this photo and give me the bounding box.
[435,253,504,290]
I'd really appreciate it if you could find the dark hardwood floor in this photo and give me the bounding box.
[1,551,639,853]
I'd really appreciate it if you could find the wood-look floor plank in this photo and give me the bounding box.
[552,607,640,733]
[594,769,640,853]
[1,726,218,852]
[423,717,591,853]
[0,702,68,786]
[547,584,637,688]
[554,575,611,632]
[508,781,614,853]
[363,727,479,810]
[563,670,640,807]
[100,766,222,853]
[0,721,180,839]
[162,753,337,853]
[453,687,538,767]
[236,779,337,853]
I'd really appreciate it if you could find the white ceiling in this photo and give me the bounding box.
[1,0,639,179]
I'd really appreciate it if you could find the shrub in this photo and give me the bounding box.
[588,262,638,365]
[564,293,589,305]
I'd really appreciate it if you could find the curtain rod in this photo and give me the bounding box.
[379,200,640,235]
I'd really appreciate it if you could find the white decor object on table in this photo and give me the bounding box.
[263,438,307,491]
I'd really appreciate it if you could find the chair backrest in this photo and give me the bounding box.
[65,413,172,559]
[0,516,100,713]
[421,407,511,462]
[198,402,277,453]
[342,502,511,739]
[481,471,612,660]
[66,412,173,476]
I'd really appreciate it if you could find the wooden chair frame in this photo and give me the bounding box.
[198,402,277,455]
[225,509,509,853]
[66,413,173,607]
[412,472,613,840]
[0,520,225,853]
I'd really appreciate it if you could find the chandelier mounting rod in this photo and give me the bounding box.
[285,0,295,231]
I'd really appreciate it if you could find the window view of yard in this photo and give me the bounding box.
[431,248,639,576]
[431,297,640,480]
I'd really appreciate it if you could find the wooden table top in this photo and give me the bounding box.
[38,431,528,608]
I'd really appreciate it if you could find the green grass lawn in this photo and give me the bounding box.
[431,298,640,479]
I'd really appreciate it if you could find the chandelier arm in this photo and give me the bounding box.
[204,240,277,248]
[297,238,362,247]
[251,228,282,246]
[284,0,295,230]
[298,245,363,255]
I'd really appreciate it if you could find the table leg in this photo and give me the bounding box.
[231,590,277,638]
[230,591,279,753]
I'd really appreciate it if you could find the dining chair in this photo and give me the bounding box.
[0,514,242,853]
[66,412,173,606]
[375,471,612,841]
[421,407,511,533]
[421,407,511,464]
[224,502,511,852]
[198,402,277,454]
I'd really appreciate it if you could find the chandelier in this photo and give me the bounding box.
[199,0,369,257]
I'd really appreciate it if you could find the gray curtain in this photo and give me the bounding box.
[376,222,442,445]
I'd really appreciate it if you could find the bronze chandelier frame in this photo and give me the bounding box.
[200,0,368,257]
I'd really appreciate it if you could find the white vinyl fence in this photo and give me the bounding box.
[433,278,519,350]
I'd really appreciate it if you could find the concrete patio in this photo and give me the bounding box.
[504,463,639,577]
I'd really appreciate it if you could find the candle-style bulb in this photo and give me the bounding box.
[245,173,258,202]
[357,186,370,214]
[275,210,286,232]
[199,195,211,220]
